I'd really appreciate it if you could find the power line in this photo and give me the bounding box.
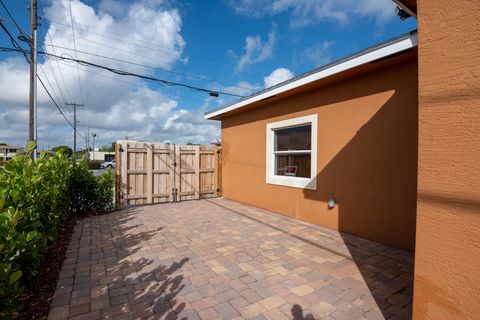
[41,26,255,92]
[24,0,72,127]
[17,47,245,97]
[42,47,68,102]
[0,0,27,37]
[57,60,206,103]
[65,102,84,152]
[0,10,74,131]
[9,0,73,114]
[37,75,74,129]
[46,34,73,102]
[37,1,73,103]
[44,10,243,57]
[67,0,84,104]
[43,51,244,97]
[1,43,245,107]
[38,17,260,87]
[0,32,72,128]
[38,62,63,105]
[0,21,29,63]
[42,18,183,60]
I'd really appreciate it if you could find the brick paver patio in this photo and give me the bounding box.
[49,199,414,320]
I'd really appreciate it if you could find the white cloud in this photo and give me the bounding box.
[263,68,294,88]
[228,0,396,27]
[236,24,277,72]
[303,41,335,67]
[222,81,259,97]
[0,0,221,148]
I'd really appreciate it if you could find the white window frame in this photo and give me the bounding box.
[266,114,317,190]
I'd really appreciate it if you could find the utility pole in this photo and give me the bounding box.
[92,132,97,161]
[28,0,38,159]
[65,102,84,153]
[86,126,90,152]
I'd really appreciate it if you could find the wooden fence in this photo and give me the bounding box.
[115,140,221,208]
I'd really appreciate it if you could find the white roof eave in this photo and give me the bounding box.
[205,31,418,120]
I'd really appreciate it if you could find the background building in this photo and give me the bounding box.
[0,145,23,160]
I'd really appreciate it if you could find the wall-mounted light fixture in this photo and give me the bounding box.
[394,6,411,20]
[327,199,336,210]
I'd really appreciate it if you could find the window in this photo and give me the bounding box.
[266,114,317,190]
[104,154,115,162]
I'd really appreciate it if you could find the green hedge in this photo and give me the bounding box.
[0,143,114,318]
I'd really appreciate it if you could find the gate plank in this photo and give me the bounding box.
[169,144,175,203]
[175,144,181,202]
[146,144,153,204]
[195,145,200,200]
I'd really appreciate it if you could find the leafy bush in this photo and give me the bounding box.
[51,145,73,157]
[67,158,98,214]
[0,143,114,318]
[96,169,114,212]
[88,160,102,170]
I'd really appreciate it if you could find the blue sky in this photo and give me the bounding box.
[0,0,416,149]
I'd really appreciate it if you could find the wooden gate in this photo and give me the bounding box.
[115,140,221,208]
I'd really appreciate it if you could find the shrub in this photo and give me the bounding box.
[51,145,73,157]
[96,169,114,212]
[88,160,102,170]
[67,158,98,214]
[0,143,114,318]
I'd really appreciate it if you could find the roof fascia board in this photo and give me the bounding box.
[205,32,417,120]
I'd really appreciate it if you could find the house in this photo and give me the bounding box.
[0,145,24,160]
[205,0,479,319]
[207,31,419,250]
[88,150,115,162]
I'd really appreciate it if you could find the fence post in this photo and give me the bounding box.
[217,147,222,197]
[115,142,122,210]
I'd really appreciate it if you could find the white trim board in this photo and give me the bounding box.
[205,31,417,120]
[266,114,317,190]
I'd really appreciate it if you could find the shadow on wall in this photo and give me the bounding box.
[303,90,418,250]
[219,52,419,228]
[302,88,418,318]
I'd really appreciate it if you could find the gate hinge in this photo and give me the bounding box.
[172,187,178,203]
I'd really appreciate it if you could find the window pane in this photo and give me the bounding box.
[275,154,311,178]
[275,125,311,151]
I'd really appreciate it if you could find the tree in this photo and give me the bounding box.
[99,144,114,152]
[52,145,73,157]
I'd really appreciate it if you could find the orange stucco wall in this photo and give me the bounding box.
[220,51,418,250]
[413,0,480,319]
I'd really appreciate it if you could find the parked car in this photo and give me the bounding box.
[100,159,115,169]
